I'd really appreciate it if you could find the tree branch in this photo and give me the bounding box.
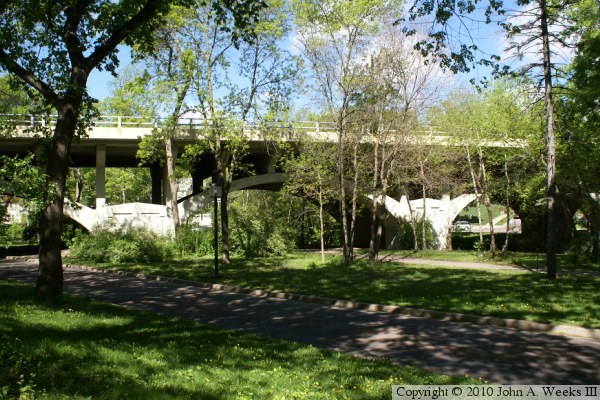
[0,48,61,106]
[86,0,163,72]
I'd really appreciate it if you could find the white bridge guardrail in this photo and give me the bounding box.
[0,114,340,132]
[0,113,523,147]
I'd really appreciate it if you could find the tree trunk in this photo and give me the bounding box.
[217,149,233,265]
[465,145,484,250]
[165,134,180,229]
[540,0,557,279]
[369,138,380,263]
[503,156,511,252]
[338,111,350,264]
[372,135,389,261]
[73,168,84,203]
[36,105,78,299]
[348,138,359,260]
[374,178,388,258]
[420,162,427,251]
[479,147,496,258]
[220,187,230,265]
[300,199,306,247]
[404,192,419,251]
[318,180,326,263]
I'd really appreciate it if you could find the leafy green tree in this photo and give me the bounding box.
[349,26,447,261]
[282,140,337,262]
[0,0,173,299]
[180,0,296,264]
[229,190,297,257]
[0,75,38,115]
[401,0,580,278]
[430,81,540,254]
[135,4,199,228]
[0,0,267,299]
[293,0,404,264]
[560,0,600,259]
[98,65,157,118]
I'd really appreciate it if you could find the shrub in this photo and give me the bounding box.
[388,217,438,250]
[175,224,214,257]
[229,201,296,258]
[70,226,173,263]
[6,222,25,241]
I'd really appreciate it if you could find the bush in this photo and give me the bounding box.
[388,217,438,250]
[6,222,25,241]
[175,224,214,257]
[229,199,296,258]
[70,226,173,263]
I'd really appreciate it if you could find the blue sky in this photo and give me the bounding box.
[88,0,567,104]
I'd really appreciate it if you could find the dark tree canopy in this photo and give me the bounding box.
[0,0,266,299]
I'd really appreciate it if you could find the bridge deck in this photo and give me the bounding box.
[1,114,524,167]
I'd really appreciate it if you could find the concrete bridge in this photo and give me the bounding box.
[62,172,477,250]
[2,114,516,249]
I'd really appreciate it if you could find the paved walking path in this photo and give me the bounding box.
[335,250,600,277]
[1,260,599,385]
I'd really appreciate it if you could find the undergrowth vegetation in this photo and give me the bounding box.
[69,226,173,263]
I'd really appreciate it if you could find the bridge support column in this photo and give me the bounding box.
[150,164,162,205]
[267,154,278,174]
[96,145,106,208]
[192,166,204,194]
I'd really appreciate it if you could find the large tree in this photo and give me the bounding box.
[181,0,295,264]
[400,0,577,278]
[0,0,264,299]
[293,0,403,264]
[561,0,600,259]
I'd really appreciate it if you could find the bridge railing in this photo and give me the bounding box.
[0,114,521,147]
[0,114,341,134]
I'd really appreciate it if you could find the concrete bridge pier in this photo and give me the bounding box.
[95,145,106,208]
[150,164,162,205]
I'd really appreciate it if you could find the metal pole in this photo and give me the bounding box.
[212,183,219,278]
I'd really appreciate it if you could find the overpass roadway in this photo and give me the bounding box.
[1,113,524,167]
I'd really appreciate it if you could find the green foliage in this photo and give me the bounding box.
[105,168,153,204]
[0,154,46,247]
[0,334,41,400]
[174,224,214,257]
[70,227,173,264]
[136,130,166,167]
[229,191,297,257]
[5,222,25,241]
[389,217,438,250]
[0,74,45,115]
[98,65,157,117]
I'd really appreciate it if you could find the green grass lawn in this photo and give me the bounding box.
[67,252,600,328]
[0,281,478,399]
[458,204,506,225]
